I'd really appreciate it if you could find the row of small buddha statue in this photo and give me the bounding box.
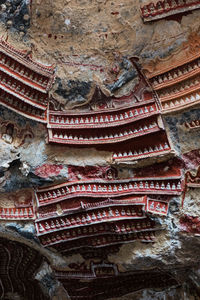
[142,0,198,17]
[0,52,49,88]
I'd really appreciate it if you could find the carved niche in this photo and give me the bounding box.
[141,0,200,22]
[0,189,35,220]
[33,162,182,257]
[0,237,48,300]
[0,38,55,122]
[47,59,172,164]
[0,120,34,147]
[143,33,200,114]
[55,261,178,299]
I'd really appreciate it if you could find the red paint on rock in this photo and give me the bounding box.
[180,215,200,234]
[35,164,63,178]
[182,150,200,169]
[133,158,182,179]
[68,165,118,181]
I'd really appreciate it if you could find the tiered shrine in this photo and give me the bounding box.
[55,262,178,299]
[184,166,200,188]
[0,38,55,122]
[141,0,200,22]
[0,206,34,220]
[0,119,34,146]
[143,34,200,114]
[185,119,200,130]
[34,164,182,256]
[47,63,172,164]
[0,189,35,220]
[0,237,48,300]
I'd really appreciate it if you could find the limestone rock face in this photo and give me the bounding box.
[0,0,30,36]
[0,0,200,299]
